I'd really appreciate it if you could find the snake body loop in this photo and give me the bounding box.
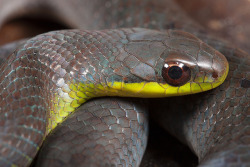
[0,28,228,166]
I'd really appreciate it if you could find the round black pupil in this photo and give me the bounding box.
[168,66,182,80]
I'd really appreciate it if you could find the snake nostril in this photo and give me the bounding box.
[212,72,218,79]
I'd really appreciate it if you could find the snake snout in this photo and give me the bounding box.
[195,43,229,89]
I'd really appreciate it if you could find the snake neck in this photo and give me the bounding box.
[40,29,133,133]
[0,29,129,135]
[44,29,158,133]
[15,28,161,134]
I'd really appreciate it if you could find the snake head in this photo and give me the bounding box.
[112,28,229,97]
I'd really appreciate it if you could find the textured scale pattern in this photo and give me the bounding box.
[1,29,135,133]
[35,98,148,167]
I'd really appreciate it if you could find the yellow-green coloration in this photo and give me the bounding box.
[46,65,229,134]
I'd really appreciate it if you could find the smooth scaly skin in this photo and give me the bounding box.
[35,97,148,167]
[0,27,227,167]
[0,0,249,166]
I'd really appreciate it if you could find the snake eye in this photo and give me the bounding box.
[162,62,191,86]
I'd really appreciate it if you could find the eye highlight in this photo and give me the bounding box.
[162,62,191,86]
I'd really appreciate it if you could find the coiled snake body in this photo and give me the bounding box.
[0,0,249,167]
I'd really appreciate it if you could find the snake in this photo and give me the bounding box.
[0,0,249,167]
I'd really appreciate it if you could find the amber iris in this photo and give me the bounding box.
[162,61,191,86]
